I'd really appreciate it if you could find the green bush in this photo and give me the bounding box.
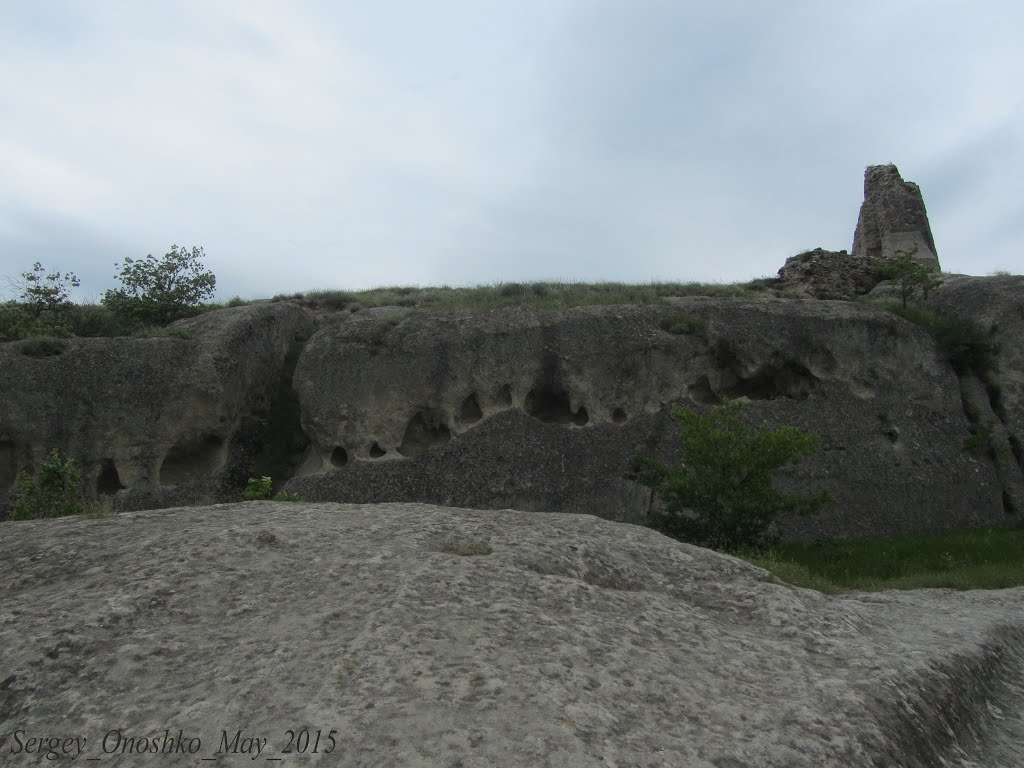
[875,248,941,309]
[243,475,273,501]
[242,476,299,502]
[8,449,88,520]
[0,301,32,341]
[638,402,830,551]
[102,245,216,326]
[17,262,80,318]
[963,421,996,457]
[659,313,707,338]
[886,304,999,379]
[19,335,67,357]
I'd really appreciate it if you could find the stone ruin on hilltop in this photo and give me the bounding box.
[778,163,940,299]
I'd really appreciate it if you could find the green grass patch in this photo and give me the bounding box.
[292,279,787,314]
[739,524,1024,593]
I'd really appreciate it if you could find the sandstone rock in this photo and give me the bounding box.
[852,164,940,269]
[776,248,883,299]
[287,300,1007,539]
[924,274,1024,512]
[1,502,1022,767]
[0,302,314,515]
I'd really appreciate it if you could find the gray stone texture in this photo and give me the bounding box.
[1,503,1022,767]
[925,274,1024,512]
[0,302,314,514]
[776,248,883,300]
[286,300,1007,539]
[852,164,940,269]
[2,288,1020,538]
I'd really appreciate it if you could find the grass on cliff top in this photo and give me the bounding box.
[275,277,788,312]
[740,523,1024,594]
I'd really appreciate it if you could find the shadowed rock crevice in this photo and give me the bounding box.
[457,393,483,427]
[159,434,226,485]
[330,446,349,468]
[0,440,15,494]
[398,412,452,458]
[711,341,820,400]
[96,458,125,495]
[250,338,312,488]
[524,386,589,426]
[612,407,627,424]
[369,442,386,459]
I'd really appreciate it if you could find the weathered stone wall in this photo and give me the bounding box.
[0,302,313,514]
[286,299,1009,539]
[852,164,940,269]
[2,279,1020,539]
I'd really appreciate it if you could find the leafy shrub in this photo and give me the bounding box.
[243,476,273,501]
[242,476,299,501]
[18,262,80,318]
[19,335,67,357]
[963,421,996,457]
[886,304,999,379]
[8,449,87,520]
[102,245,216,326]
[874,248,941,309]
[0,301,32,341]
[659,313,707,338]
[638,402,830,551]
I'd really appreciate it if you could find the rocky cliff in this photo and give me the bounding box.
[2,502,1022,767]
[0,302,313,512]
[1,283,1019,539]
[1,166,1020,539]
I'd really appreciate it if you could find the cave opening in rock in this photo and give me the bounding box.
[612,407,627,424]
[0,440,15,495]
[1008,435,1023,471]
[159,434,226,486]
[457,393,483,427]
[331,446,349,468]
[398,412,452,458]
[1003,490,1017,515]
[722,362,818,400]
[96,458,125,495]
[687,376,719,405]
[497,384,513,407]
[369,443,386,458]
[525,386,589,426]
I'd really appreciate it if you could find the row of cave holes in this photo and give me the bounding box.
[0,435,225,497]
[327,387,629,467]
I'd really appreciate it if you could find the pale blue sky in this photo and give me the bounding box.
[1,1,1021,300]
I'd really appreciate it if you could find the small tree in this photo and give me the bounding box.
[8,449,87,520]
[18,262,81,318]
[875,247,941,309]
[638,402,830,551]
[102,245,216,326]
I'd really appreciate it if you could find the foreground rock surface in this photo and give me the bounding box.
[1,503,1022,767]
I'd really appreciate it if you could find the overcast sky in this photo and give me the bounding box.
[1,1,1021,301]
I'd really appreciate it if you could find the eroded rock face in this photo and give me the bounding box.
[925,275,1024,512]
[288,300,1007,538]
[1,503,1022,767]
[0,302,314,514]
[852,164,940,269]
[777,248,883,300]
